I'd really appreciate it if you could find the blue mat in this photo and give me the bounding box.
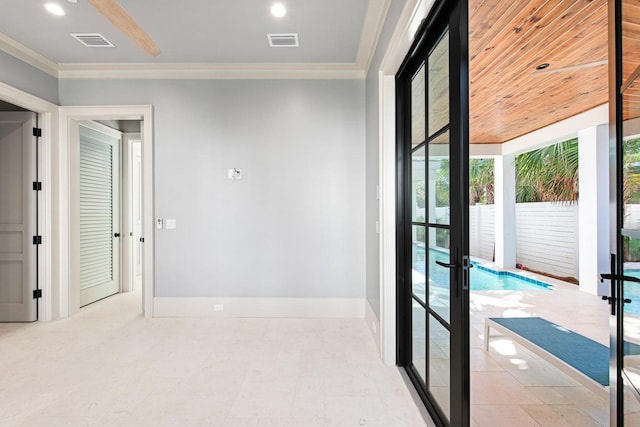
[490,317,610,386]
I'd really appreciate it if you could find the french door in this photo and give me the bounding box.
[396,0,470,425]
[610,0,640,424]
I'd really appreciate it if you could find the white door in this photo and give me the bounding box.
[79,124,120,306]
[132,141,142,283]
[0,112,37,321]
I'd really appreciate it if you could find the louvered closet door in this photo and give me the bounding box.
[79,125,120,306]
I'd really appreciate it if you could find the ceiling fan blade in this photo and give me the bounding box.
[89,0,160,57]
[533,60,607,75]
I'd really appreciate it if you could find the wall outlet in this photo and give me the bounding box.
[214,304,224,312]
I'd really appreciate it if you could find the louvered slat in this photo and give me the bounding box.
[79,136,114,291]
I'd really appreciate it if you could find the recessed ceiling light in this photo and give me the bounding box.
[44,2,65,16]
[271,3,287,18]
[535,63,550,70]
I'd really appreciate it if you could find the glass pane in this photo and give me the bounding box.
[428,30,449,137]
[412,146,426,222]
[622,0,640,91]
[412,225,426,302]
[428,314,450,421]
[623,136,640,231]
[412,64,426,147]
[623,237,640,396]
[412,301,427,383]
[429,228,450,323]
[428,133,450,225]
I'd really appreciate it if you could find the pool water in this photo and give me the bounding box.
[622,270,640,316]
[412,246,552,296]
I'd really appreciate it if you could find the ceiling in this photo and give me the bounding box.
[0,0,378,72]
[0,0,636,145]
[469,0,609,144]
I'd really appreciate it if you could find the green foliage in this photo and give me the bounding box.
[624,138,640,204]
[515,139,579,203]
[469,159,494,204]
[435,159,450,207]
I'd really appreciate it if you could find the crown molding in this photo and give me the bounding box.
[0,33,58,77]
[356,0,391,72]
[57,62,365,80]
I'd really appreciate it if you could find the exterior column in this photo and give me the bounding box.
[494,154,516,268]
[578,125,609,295]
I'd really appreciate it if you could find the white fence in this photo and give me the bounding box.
[469,204,495,261]
[469,202,578,279]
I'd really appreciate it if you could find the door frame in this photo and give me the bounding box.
[60,106,154,318]
[0,82,56,321]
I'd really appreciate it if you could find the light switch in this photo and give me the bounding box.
[166,219,177,230]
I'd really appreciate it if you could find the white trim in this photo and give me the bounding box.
[0,33,58,77]
[380,74,397,366]
[377,0,435,366]
[58,63,366,80]
[153,297,365,318]
[500,104,609,155]
[59,105,154,318]
[0,82,58,321]
[365,299,381,355]
[356,0,392,72]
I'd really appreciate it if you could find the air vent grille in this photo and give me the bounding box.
[267,33,299,48]
[71,33,114,48]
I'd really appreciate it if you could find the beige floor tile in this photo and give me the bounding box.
[472,404,538,427]
[521,404,604,426]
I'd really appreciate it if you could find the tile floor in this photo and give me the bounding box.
[0,290,431,427]
[469,273,613,426]
[4,273,640,426]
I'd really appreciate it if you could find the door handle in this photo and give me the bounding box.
[600,273,640,284]
[114,233,120,238]
[436,260,455,269]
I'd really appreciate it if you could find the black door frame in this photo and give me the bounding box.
[395,0,470,425]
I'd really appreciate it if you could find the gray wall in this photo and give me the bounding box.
[60,79,366,298]
[365,0,408,317]
[0,50,58,105]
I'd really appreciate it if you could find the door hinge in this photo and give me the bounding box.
[32,181,42,191]
[32,127,42,137]
[33,289,42,299]
[139,237,145,243]
[32,236,42,245]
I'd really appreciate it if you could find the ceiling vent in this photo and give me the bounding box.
[267,33,299,48]
[70,33,114,48]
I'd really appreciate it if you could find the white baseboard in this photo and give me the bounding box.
[365,300,382,356]
[153,297,365,318]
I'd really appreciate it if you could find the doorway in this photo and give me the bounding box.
[395,0,470,425]
[0,108,39,321]
[61,106,154,318]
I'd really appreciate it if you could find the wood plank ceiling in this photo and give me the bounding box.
[469,0,609,144]
[622,0,640,123]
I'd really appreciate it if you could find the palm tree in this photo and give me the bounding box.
[515,138,579,203]
[469,159,494,204]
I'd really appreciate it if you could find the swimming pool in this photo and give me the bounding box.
[621,269,640,316]
[412,245,552,296]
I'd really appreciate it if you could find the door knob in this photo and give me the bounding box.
[114,233,120,238]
